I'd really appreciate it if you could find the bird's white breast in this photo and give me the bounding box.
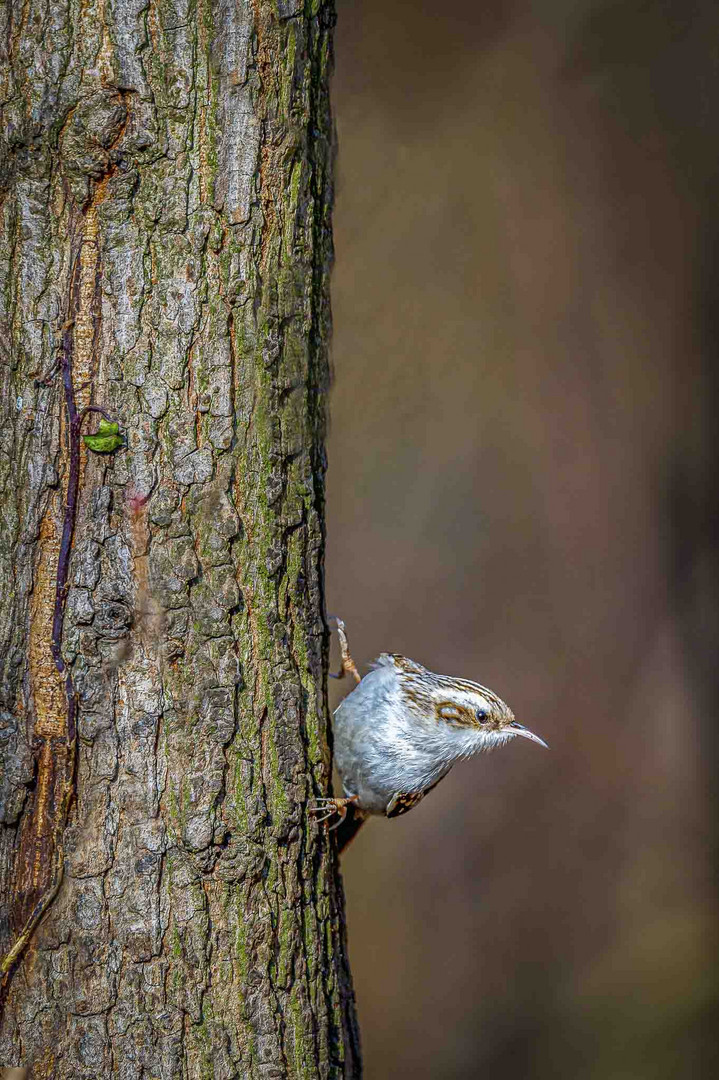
[333,665,457,814]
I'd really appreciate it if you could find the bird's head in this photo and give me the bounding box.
[378,653,548,757]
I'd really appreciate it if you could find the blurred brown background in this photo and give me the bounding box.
[326,1,719,1077]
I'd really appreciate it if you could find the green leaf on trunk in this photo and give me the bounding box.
[83,419,124,454]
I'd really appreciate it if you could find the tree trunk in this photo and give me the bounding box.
[0,1,360,1076]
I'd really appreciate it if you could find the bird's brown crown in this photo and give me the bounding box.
[376,652,515,731]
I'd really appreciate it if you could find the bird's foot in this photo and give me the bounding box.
[308,795,360,830]
[327,616,361,684]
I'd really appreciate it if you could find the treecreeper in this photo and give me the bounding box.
[311,619,548,851]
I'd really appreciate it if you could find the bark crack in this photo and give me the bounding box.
[1,182,122,997]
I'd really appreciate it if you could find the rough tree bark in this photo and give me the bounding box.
[0,0,361,1076]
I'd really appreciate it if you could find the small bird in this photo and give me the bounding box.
[311,619,547,852]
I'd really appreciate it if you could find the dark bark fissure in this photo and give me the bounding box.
[2,236,120,996]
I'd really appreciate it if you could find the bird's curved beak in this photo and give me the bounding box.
[505,724,548,749]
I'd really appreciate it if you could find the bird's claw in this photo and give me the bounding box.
[327,616,361,684]
[308,795,359,831]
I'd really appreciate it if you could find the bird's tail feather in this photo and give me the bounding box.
[335,806,368,854]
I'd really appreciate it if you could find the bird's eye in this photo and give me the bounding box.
[476,707,490,724]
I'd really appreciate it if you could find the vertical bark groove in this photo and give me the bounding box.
[0,0,359,1075]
